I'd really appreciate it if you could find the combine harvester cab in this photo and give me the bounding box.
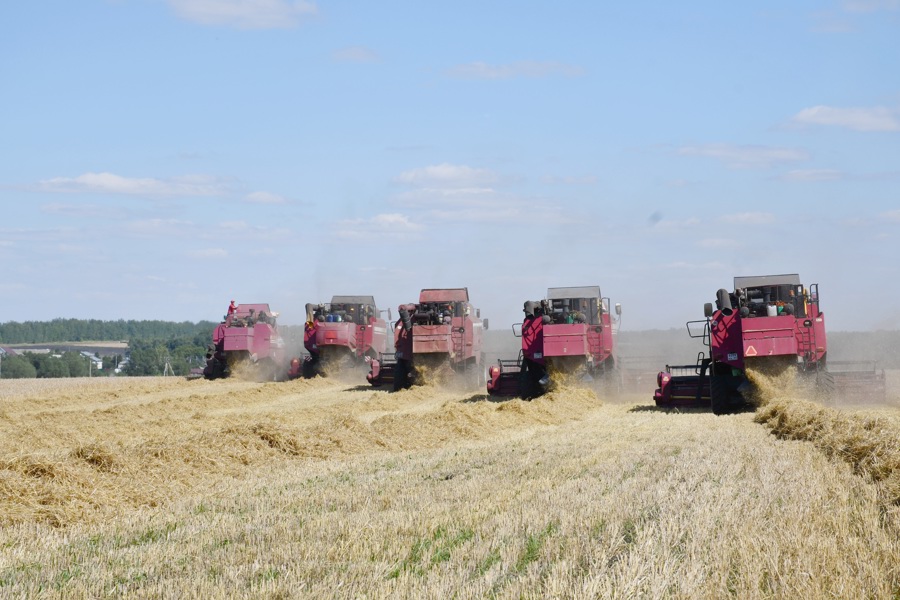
[654,274,883,413]
[203,303,286,380]
[487,286,621,399]
[369,288,487,391]
[289,296,390,380]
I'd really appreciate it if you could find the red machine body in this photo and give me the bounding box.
[368,288,486,390]
[288,295,389,379]
[487,286,621,398]
[203,303,285,380]
[654,274,828,413]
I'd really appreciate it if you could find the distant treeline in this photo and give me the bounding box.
[0,319,218,344]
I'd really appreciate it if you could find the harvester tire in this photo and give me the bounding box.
[302,357,319,379]
[711,374,743,415]
[393,359,411,392]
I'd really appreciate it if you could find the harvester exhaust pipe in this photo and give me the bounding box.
[399,306,412,331]
[716,289,734,316]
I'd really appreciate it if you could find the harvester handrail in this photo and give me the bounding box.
[686,319,710,343]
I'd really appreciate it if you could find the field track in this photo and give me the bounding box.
[1,375,898,598]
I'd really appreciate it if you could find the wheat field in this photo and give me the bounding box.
[0,373,898,599]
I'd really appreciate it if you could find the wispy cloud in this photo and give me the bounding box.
[677,143,808,169]
[40,203,128,219]
[792,105,900,132]
[883,210,900,222]
[445,61,585,80]
[777,169,844,182]
[332,46,380,63]
[335,213,424,242]
[166,0,317,29]
[38,172,232,197]
[719,212,776,225]
[697,238,736,248]
[126,218,196,238]
[395,163,499,187]
[188,248,229,259]
[541,175,598,185]
[245,191,286,204]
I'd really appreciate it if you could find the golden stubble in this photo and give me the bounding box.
[0,375,897,598]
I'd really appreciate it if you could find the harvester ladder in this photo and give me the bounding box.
[799,320,817,371]
[454,322,467,371]
[587,327,604,370]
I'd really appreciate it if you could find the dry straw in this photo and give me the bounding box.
[748,365,900,513]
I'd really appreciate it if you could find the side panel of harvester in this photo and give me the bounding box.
[373,288,486,391]
[487,286,620,398]
[204,303,285,380]
[653,274,835,413]
[291,295,389,379]
[708,275,826,373]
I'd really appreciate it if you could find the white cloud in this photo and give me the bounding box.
[40,203,126,218]
[395,163,499,187]
[541,175,598,185]
[38,172,231,197]
[792,105,900,132]
[188,248,229,259]
[445,61,585,80]
[393,187,570,224]
[719,212,776,225]
[167,0,317,29]
[778,169,844,182]
[126,218,196,238]
[245,191,286,204]
[883,210,900,222]
[332,46,380,63]
[393,186,496,206]
[696,238,734,248]
[335,213,424,242]
[677,143,808,169]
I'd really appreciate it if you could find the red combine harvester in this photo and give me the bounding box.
[288,296,390,379]
[653,274,855,414]
[367,288,487,391]
[204,303,285,380]
[487,286,621,398]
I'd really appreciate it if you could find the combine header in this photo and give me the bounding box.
[487,286,621,398]
[289,296,390,379]
[204,302,285,380]
[653,274,885,413]
[367,288,487,390]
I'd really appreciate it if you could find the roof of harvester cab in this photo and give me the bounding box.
[546,286,601,300]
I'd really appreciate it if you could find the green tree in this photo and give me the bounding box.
[37,356,70,378]
[124,340,166,376]
[62,351,88,377]
[1,355,37,379]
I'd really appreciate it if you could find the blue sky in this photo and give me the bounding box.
[1,0,898,331]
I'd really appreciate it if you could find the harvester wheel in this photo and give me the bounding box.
[393,359,411,391]
[711,374,744,415]
[302,357,319,379]
[518,359,545,400]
